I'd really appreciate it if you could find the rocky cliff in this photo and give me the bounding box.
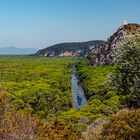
[87,23,140,66]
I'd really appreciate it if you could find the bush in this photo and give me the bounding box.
[0,92,84,140]
[109,35,140,108]
[101,109,140,140]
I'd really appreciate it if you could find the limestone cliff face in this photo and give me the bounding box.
[87,23,140,66]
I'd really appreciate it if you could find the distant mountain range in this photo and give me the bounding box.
[0,46,38,55]
[35,40,106,57]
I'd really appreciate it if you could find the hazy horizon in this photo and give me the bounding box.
[0,0,140,48]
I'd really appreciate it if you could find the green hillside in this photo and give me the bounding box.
[35,40,106,56]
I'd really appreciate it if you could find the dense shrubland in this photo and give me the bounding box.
[61,63,121,124]
[0,57,85,139]
[0,57,74,118]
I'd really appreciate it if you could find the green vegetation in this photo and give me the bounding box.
[0,56,74,118]
[76,62,115,100]
[61,61,121,124]
[109,35,140,108]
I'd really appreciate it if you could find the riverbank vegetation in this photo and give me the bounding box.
[61,63,121,123]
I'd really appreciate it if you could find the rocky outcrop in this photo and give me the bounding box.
[87,23,140,66]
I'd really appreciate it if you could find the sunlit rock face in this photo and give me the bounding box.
[87,23,140,66]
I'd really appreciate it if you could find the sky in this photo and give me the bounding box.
[0,0,140,49]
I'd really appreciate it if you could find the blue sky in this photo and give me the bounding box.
[0,0,140,48]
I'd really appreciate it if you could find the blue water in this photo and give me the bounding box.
[71,69,88,109]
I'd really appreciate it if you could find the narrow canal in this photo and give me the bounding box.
[71,67,88,109]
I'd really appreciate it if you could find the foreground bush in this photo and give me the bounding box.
[82,109,140,140]
[0,92,84,140]
[101,109,140,140]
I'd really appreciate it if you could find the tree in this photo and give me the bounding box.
[109,35,140,108]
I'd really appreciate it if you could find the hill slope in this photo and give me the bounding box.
[87,23,140,65]
[35,40,106,57]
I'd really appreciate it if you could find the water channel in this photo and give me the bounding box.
[71,68,88,109]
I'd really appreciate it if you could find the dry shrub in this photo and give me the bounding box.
[82,118,109,140]
[1,108,84,140]
[0,107,45,140]
[0,92,84,140]
[82,109,140,140]
[44,119,84,140]
[101,109,140,140]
